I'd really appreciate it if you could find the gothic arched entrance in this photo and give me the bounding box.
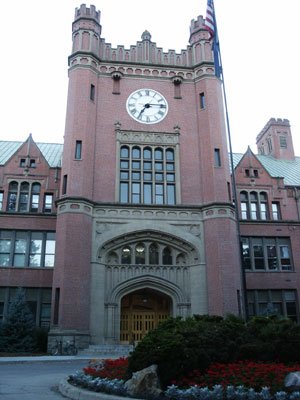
[120,288,171,343]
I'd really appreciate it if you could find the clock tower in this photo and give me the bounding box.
[50,5,242,347]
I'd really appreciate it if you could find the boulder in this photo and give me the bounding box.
[124,364,162,398]
[284,371,300,391]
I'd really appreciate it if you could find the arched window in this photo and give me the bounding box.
[121,246,131,264]
[259,192,268,220]
[135,243,145,264]
[162,247,172,265]
[149,243,159,264]
[250,192,258,220]
[19,182,30,212]
[240,191,249,220]
[7,181,18,211]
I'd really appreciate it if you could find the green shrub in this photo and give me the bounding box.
[127,315,247,388]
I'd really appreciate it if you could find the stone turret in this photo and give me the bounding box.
[256,118,295,160]
[71,4,101,57]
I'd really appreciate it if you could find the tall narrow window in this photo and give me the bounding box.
[19,182,29,212]
[279,136,287,148]
[7,181,18,211]
[240,192,249,219]
[62,175,67,195]
[75,140,82,160]
[214,148,221,167]
[0,192,3,210]
[30,183,40,212]
[149,243,159,264]
[44,194,53,213]
[90,84,95,101]
[163,247,172,265]
[259,192,268,220]
[272,202,281,220]
[135,243,145,264]
[250,192,258,219]
[199,92,205,109]
[121,246,131,264]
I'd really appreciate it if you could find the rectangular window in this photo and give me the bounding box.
[214,149,221,167]
[242,236,293,271]
[0,230,56,268]
[62,175,67,195]
[247,289,298,322]
[272,202,281,220]
[30,159,36,168]
[279,136,287,148]
[90,84,95,101]
[75,140,82,160]
[20,158,26,168]
[0,192,3,210]
[44,194,53,213]
[119,145,177,205]
[199,92,205,109]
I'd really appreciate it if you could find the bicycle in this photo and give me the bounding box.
[50,338,78,356]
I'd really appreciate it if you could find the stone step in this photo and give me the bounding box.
[79,344,134,357]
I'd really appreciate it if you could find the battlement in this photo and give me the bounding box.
[189,15,209,44]
[75,4,100,23]
[256,118,290,142]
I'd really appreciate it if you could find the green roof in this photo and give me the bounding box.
[232,153,300,186]
[0,141,63,168]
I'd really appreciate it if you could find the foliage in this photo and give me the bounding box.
[83,357,128,380]
[69,371,127,396]
[127,314,248,387]
[172,361,300,394]
[0,288,37,353]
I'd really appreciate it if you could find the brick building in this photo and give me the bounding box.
[0,5,299,348]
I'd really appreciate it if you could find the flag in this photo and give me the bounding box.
[205,0,222,78]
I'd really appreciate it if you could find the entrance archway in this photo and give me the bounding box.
[120,288,171,343]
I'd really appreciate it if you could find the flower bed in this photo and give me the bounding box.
[68,357,300,400]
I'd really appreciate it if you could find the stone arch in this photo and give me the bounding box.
[105,275,190,343]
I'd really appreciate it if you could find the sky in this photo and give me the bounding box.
[0,0,299,154]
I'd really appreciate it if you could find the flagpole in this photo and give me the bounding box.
[210,1,249,320]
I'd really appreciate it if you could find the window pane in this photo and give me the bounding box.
[155,162,163,171]
[32,183,41,194]
[280,246,291,270]
[0,254,10,266]
[19,194,29,211]
[44,194,53,213]
[154,149,163,160]
[144,183,152,204]
[254,245,264,269]
[8,193,17,211]
[241,202,248,220]
[132,147,141,159]
[143,148,152,159]
[155,173,163,181]
[121,247,131,264]
[149,243,159,264]
[166,149,174,161]
[120,146,129,158]
[242,239,251,269]
[135,243,145,264]
[166,173,175,182]
[121,171,129,180]
[132,172,140,180]
[166,163,174,171]
[30,233,43,267]
[132,161,140,169]
[143,162,152,170]
[250,203,257,219]
[167,185,175,205]
[143,172,152,181]
[31,194,39,212]
[267,245,277,270]
[120,183,128,203]
[260,203,267,220]
[120,161,129,169]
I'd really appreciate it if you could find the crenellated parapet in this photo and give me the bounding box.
[70,4,213,69]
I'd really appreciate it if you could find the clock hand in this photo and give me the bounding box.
[138,106,146,118]
[148,104,166,108]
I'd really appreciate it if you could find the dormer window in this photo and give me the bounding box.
[30,159,36,168]
[20,159,26,168]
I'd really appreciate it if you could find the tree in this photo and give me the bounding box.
[0,287,37,353]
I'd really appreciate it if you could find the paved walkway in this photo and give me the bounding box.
[0,353,120,363]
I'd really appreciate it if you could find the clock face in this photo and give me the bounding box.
[126,89,168,124]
